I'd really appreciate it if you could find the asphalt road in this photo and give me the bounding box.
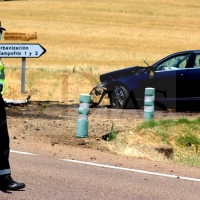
[1,150,199,200]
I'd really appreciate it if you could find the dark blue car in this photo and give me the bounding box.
[90,50,200,110]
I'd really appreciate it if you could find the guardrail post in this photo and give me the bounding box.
[144,87,155,121]
[76,94,91,138]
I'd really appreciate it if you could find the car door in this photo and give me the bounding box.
[150,53,191,108]
[185,53,200,97]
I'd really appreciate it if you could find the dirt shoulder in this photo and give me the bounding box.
[7,102,143,152]
[6,102,200,179]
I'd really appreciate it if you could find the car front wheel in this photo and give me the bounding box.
[110,86,129,109]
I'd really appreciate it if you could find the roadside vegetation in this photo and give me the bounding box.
[4,66,103,103]
[104,117,200,167]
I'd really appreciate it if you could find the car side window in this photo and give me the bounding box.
[194,54,200,68]
[156,54,190,71]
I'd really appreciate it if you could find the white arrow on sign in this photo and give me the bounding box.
[0,43,46,58]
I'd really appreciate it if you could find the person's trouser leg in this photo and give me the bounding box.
[0,95,11,183]
[0,95,25,190]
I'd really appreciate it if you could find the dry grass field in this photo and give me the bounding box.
[0,0,200,101]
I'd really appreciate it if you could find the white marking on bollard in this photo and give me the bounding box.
[79,103,89,108]
[144,96,155,101]
[144,106,154,111]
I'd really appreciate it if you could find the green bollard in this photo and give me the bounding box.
[76,94,91,138]
[76,119,89,138]
[79,94,91,103]
[144,88,155,121]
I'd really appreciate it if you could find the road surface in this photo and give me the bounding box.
[1,144,199,200]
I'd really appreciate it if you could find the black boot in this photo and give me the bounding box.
[0,175,25,190]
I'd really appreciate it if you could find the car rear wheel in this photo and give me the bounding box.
[110,86,129,109]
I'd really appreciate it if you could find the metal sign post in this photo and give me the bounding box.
[21,57,26,93]
[0,43,46,93]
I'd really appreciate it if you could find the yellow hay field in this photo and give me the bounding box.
[0,0,200,101]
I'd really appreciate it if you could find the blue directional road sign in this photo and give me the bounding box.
[0,43,46,58]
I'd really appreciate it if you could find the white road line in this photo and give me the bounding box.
[10,150,38,156]
[61,159,200,182]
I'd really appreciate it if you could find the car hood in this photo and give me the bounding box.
[100,66,149,82]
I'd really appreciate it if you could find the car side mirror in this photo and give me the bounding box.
[149,71,155,79]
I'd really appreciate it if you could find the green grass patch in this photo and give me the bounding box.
[137,117,200,130]
[134,117,200,166]
[177,133,200,154]
[107,121,117,141]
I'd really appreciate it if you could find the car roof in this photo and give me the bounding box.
[161,50,200,60]
[172,50,200,54]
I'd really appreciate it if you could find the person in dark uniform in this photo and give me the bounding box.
[0,22,25,190]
